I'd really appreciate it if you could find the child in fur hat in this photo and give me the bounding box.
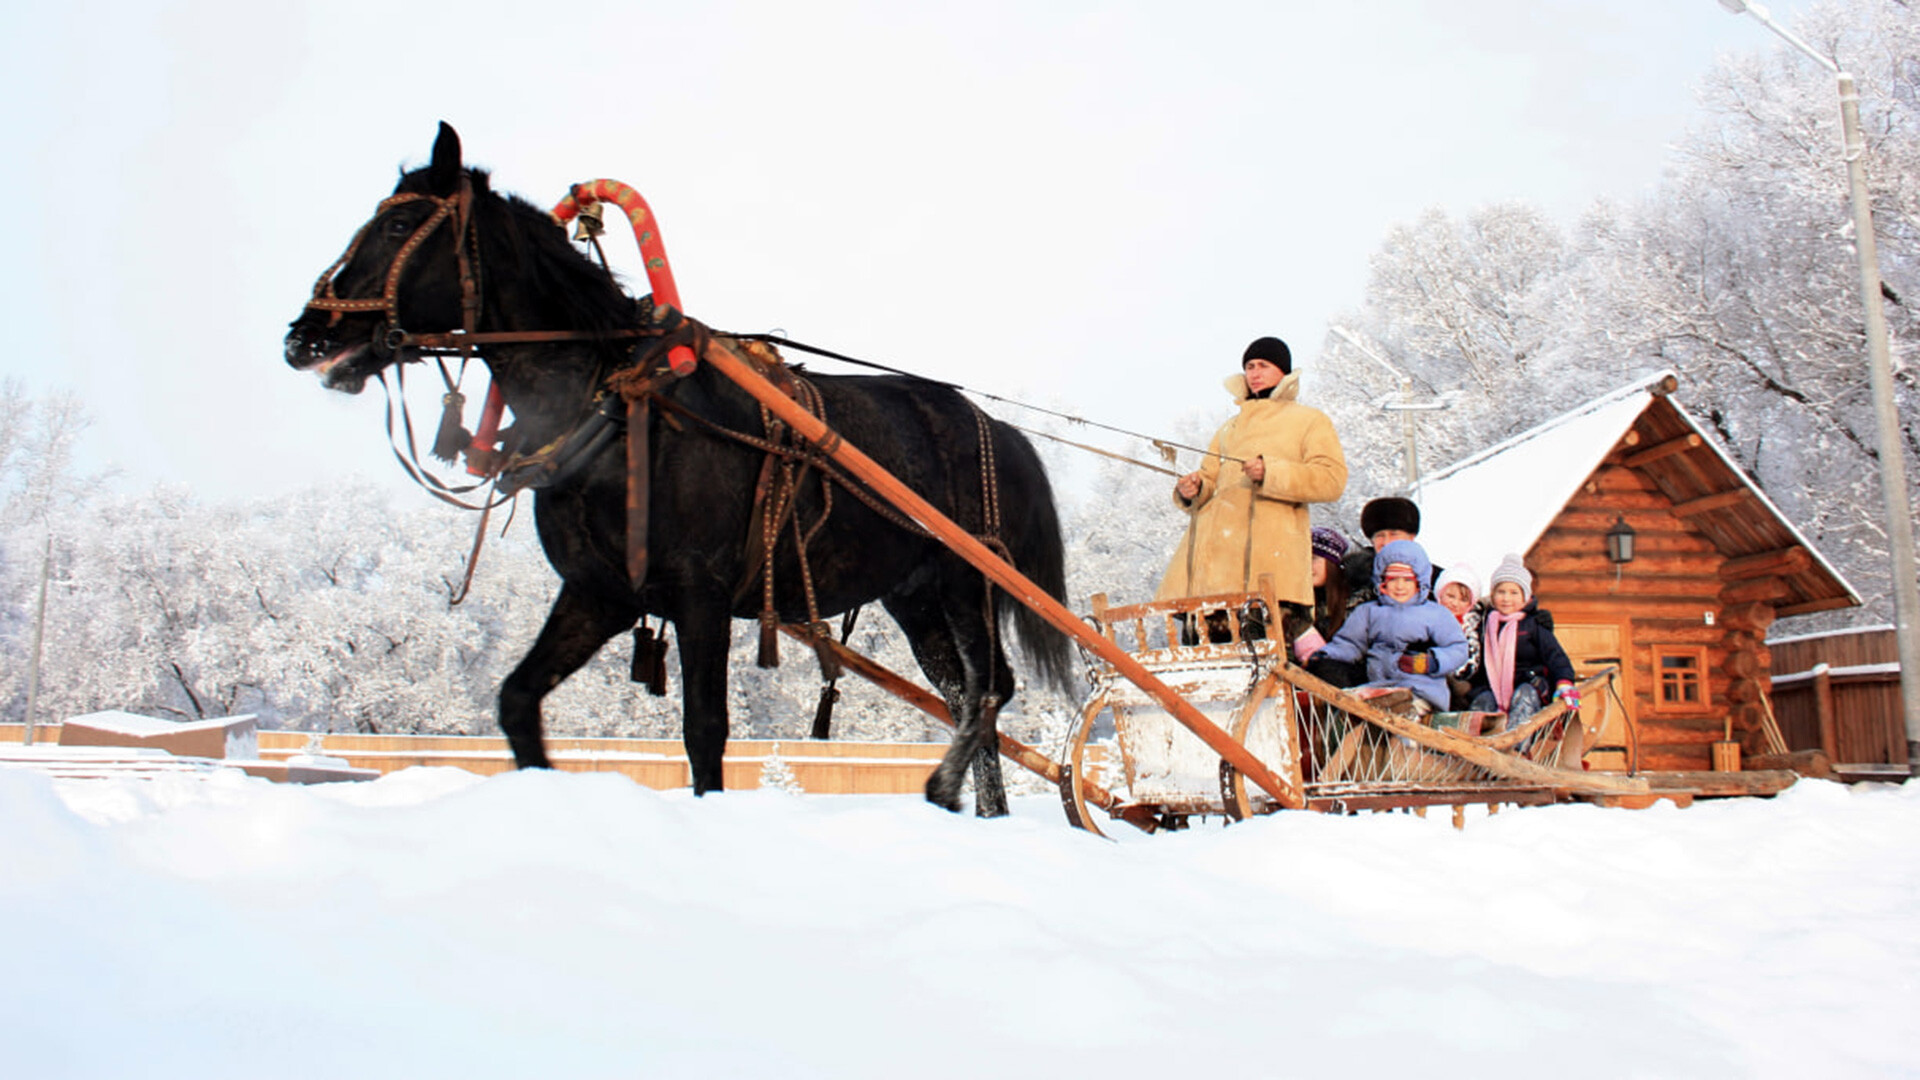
[1466,554,1578,736]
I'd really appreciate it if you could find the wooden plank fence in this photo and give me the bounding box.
[1768,626,1908,767]
[0,725,1032,795]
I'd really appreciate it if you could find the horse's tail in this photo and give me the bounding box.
[993,424,1078,696]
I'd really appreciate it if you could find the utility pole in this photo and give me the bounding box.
[23,531,51,746]
[1716,0,1920,762]
[1330,327,1451,502]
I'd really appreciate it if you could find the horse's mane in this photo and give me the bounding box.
[395,165,643,362]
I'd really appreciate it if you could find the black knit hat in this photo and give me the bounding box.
[1359,497,1420,539]
[1242,336,1292,375]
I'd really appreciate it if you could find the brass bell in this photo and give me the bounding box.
[572,200,606,243]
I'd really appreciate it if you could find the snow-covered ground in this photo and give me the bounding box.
[2,766,1915,1079]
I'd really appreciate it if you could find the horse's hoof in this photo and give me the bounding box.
[924,779,963,813]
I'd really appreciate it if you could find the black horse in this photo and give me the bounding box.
[284,124,1073,815]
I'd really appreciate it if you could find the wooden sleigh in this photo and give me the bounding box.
[1057,588,1647,836]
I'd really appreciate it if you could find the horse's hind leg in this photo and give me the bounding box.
[499,583,638,769]
[884,583,1013,818]
[670,595,733,795]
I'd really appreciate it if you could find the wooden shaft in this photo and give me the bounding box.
[773,623,1108,799]
[705,337,1305,808]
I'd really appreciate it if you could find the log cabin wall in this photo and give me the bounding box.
[1528,463,1747,771]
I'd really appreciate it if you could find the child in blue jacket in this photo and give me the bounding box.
[1308,539,1467,713]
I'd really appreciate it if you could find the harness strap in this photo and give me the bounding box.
[447,498,496,606]
[969,400,1007,662]
[627,396,651,589]
[809,607,860,739]
[376,367,510,512]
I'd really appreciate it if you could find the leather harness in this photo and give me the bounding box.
[302,183,1008,685]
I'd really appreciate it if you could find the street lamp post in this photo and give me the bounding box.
[1331,327,1451,503]
[1717,0,1920,760]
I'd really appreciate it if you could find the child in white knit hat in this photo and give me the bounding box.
[1465,554,1578,737]
[1432,562,1482,710]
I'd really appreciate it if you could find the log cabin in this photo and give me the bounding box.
[1413,372,1860,772]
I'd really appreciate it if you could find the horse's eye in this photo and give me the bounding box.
[384,214,413,239]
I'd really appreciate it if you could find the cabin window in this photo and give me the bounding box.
[1653,647,1710,712]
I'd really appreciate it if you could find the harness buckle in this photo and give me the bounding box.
[370,321,411,361]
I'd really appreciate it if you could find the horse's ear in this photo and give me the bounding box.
[429,122,463,196]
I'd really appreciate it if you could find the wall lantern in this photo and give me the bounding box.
[1606,515,1637,564]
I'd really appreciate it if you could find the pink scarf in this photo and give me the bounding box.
[1485,610,1523,710]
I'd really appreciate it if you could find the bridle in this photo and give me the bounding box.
[299,173,690,601]
[304,179,483,358]
[300,176,667,501]
[304,177,680,360]
[296,171,738,602]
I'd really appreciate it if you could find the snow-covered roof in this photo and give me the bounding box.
[1415,372,1674,590]
[1412,371,1859,613]
[61,711,257,736]
[1766,623,1895,647]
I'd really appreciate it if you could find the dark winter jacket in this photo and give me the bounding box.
[1466,599,1577,701]
[1311,540,1468,710]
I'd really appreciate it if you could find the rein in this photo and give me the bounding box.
[725,332,1227,474]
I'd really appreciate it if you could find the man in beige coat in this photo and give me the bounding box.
[1155,337,1348,608]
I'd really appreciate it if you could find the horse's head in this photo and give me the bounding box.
[285,122,478,393]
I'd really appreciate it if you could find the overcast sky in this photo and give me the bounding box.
[0,0,1822,504]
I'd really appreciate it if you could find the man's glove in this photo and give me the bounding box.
[1553,681,1581,711]
[1396,651,1435,675]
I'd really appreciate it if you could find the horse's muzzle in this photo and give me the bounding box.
[284,324,328,369]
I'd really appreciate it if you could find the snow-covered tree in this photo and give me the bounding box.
[1561,0,1920,624]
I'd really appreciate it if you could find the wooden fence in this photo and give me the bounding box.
[1768,625,1908,766]
[0,724,1035,795]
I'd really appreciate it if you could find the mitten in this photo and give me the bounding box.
[1396,651,1435,675]
[1553,681,1581,711]
[1292,627,1326,664]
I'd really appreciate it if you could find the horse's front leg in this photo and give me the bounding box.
[499,583,639,769]
[672,597,734,795]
